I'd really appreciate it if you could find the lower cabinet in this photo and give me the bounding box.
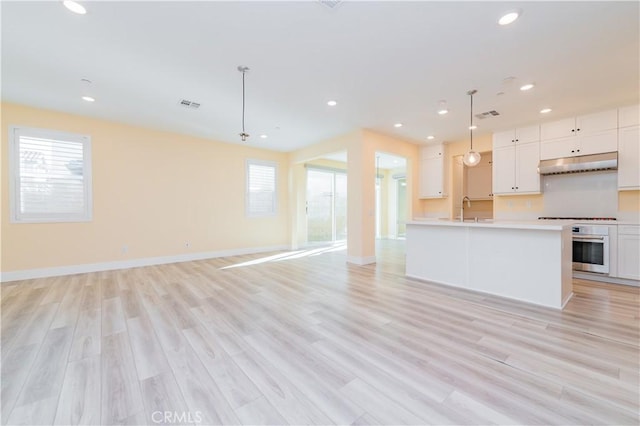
[618,225,640,280]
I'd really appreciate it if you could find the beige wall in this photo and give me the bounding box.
[619,190,640,212]
[1,103,290,273]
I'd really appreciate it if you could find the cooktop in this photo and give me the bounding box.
[538,217,617,221]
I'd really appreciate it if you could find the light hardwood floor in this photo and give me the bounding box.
[2,240,639,425]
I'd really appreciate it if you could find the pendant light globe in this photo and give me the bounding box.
[463,150,482,166]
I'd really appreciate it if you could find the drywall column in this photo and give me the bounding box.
[347,140,377,264]
[289,162,307,249]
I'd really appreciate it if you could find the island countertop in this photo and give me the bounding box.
[407,218,574,231]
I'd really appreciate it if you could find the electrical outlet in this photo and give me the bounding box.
[185,241,190,248]
[526,200,532,209]
[507,200,514,208]
[121,245,128,254]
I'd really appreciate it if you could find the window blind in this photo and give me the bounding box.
[10,127,92,222]
[246,160,277,216]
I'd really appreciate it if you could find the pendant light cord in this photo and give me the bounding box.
[238,65,250,141]
[469,91,474,150]
[241,70,246,134]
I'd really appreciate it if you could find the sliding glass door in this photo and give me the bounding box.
[307,168,347,243]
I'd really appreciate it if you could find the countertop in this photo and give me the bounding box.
[410,217,639,228]
[407,218,573,231]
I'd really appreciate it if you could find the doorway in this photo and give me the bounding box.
[374,152,408,240]
[306,168,347,243]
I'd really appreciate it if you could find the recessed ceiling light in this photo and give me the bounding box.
[520,83,535,91]
[81,96,95,102]
[540,108,552,114]
[327,100,337,106]
[427,135,435,140]
[260,134,268,139]
[498,10,520,26]
[437,100,449,115]
[469,125,477,130]
[63,1,87,15]
[394,123,403,128]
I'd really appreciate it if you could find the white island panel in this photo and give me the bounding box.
[406,221,573,309]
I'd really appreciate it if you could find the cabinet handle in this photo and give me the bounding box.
[571,129,575,132]
[511,187,514,190]
[516,187,519,189]
[577,149,580,152]
[571,150,575,153]
[515,139,519,142]
[577,128,580,132]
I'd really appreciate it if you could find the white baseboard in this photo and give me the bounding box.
[561,292,574,309]
[0,245,290,283]
[347,255,376,265]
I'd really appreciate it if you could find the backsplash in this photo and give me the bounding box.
[542,171,618,218]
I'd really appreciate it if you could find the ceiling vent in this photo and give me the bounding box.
[475,110,500,120]
[179,99,201,109]
[318,0,344,9]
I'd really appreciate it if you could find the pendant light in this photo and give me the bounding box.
[462,89,481,167]
[238,65,250,142]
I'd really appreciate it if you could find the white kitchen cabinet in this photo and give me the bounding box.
[618,125,640,190]
[618,225,640,280]
[619,104,640,128]
[540,109,618,160]
[465,152,492,199]
[492,132,541,195]
[541,109,618,140]
[493,125,540,148]
[419,144,448,198]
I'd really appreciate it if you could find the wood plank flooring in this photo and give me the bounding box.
[2,240,639,425]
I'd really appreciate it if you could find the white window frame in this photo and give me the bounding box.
[9,126,93,223]
[246,159,278,217]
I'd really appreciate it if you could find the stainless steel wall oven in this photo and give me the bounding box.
[572,225,609,274]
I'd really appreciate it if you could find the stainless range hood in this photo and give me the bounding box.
[537,152,618,175]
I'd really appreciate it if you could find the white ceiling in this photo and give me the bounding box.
[2,1,638,152]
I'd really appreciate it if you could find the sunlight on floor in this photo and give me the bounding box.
[220,242,347,270]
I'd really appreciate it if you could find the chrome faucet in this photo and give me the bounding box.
[460,196,471,221]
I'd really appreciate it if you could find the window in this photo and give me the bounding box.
[246,159,277,217]
[9,126,92,223]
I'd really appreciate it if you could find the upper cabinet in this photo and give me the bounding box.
[540,109,618,160]
[618,104,639,128]
[419,144,448,198]
[493,125,540,148]
[618,104,640,190]
[492,129,541,195]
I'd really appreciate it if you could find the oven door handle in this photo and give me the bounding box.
[573,236,605,241]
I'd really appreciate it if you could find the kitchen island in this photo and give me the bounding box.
[406,219,574,309]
